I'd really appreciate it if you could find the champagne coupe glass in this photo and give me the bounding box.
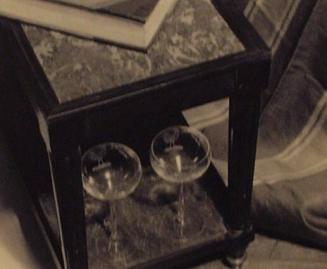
[150,126,211,243]
[81,142,142,266]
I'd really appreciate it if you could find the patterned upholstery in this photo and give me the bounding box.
[243,0,317,107]
[201,0,327,247]
[245,0,301,54]
[184,0,316,127]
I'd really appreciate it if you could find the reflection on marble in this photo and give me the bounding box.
[86,168,227,269]
[22,0,244,103]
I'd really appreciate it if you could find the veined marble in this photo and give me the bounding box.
[23,0,244,103]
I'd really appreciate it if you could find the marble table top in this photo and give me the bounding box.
[22,0,244,104]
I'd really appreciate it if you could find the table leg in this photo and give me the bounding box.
[224,90,261,268]
[225,247,247,269]
[227,91,261,231]
[49,123,88,269]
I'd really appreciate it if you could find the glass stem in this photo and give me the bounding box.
[178,182,186,241]
[109,200,119,258]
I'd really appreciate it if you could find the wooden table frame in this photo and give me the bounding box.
[0,1,270,268]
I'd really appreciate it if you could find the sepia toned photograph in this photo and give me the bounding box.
[0,0,326,268]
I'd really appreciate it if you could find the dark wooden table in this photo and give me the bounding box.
[0,0,270,268]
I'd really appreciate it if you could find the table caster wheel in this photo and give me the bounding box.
[225,250,246,269]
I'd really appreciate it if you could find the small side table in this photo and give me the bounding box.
[0,0,270,268]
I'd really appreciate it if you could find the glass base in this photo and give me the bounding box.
[107,237,132,267]
[164,195,205,244]
[103,218,135,268]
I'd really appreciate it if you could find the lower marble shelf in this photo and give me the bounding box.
[38,166,229,269]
